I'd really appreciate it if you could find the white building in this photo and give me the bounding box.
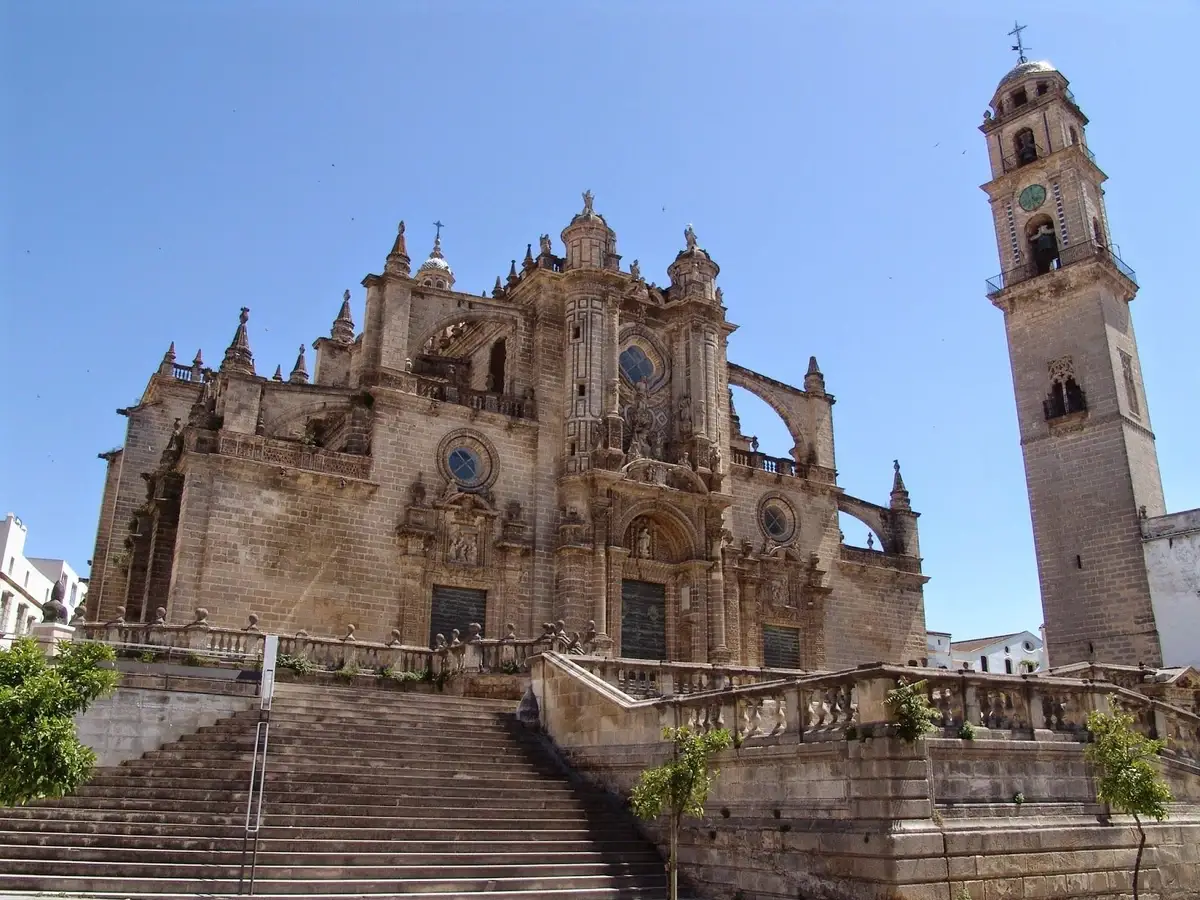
[926,631,953,669]
[950,631,1044,675]
[0,513,88,647]
[1142,510,1200,668]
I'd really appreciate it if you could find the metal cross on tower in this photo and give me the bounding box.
[433,220,445,240]
[1008,21,1030,64]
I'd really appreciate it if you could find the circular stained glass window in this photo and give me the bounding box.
[620,345,655,384]
[758,498,796,543]
[447,447,481,486]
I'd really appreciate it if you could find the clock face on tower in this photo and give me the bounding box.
[1019,184,1047,212]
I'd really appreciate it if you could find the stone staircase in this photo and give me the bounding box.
[0,682,668,898]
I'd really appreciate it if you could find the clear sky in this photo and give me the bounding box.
[2,1,1197,642]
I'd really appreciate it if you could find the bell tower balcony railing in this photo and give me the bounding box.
[985,240,1136,297]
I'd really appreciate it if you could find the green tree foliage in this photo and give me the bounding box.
[0,637,119,807]
[885,678,937,743]
[1084,703,1172,900]
[630,725,732,900]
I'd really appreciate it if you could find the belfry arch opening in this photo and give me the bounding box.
[1013,127,1038,167]
[1025,214,1059,274]
[487,339,507,393]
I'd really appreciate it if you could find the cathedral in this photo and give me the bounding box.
[86,51,1198,674]
[86,193,929,670]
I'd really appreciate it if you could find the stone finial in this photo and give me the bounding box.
[387,220,411,276]
[507,259,519,286]
[219,307,256,376]
[288,345,309,385]
[492,275,504,298]
[867,532,875,550]
[503,623,517,641]
[388,628,402,647]
[331,289,355,343]
[523,243,534,269]
[582,189,595,215]
[152,607,167,625]
[341,624,357,642]
[539,233,552,256]
[106,607,126,626]
[272,365,284,382]
[158,341,177,376]
[41,577,69,624]
[804,356,826,394]
[890,459,911,511]
[243,613,261,632]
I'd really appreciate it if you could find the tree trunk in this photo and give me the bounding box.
[1132,814,1145,900]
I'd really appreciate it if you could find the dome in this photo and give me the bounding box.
[417,234,453,275]
[997,59,1057,91]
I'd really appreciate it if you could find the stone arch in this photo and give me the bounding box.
[262,397,354,444]
[412,309,523,359]
[726,364,806,459]
[614,500,702,563]
[837,495,897,554]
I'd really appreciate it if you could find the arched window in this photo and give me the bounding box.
[1045,356,1087,420]
[435,279,445,289]
[487,338,507,393]
[1013,128,1037,166]
[1093,217,1105,248]
[1004,658,1014,674]
[1068,125,1078,146]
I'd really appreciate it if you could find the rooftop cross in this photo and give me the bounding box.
[1008,20,1030,64]
[433,220,445,241]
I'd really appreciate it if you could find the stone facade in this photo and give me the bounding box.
[86,200,927,668]
[982,59,1198,668]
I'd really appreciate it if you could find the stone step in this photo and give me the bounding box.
[0,853,661,880]
[117,758,561,783]
[0,871,664,895]
[0,883,670,900]
[148,743,544,767]
[84,773,578,799]
[0,815,636,843]
[173,730,534,755]
[270,705,515,724]
[0,833,657,857]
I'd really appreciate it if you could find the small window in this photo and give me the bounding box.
[6,557,12,574]
[576,384,586,397]
[1023,640,1034,652]
[1068,126,1078,145]
[1005,659,1014,674]
[572,325,582,341]
[23,572,29,588]
[980,656,989,672]
[1011,87,1028,107]
[1036,82,1048,96]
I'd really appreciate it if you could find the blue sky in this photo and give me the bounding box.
[2,1,1197,641]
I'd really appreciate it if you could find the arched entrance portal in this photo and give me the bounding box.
[616,508,701,661]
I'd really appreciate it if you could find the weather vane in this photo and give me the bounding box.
[1008,21,1030,64]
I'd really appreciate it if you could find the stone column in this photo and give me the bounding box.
[608,546,630,655]
[707,543,730,663]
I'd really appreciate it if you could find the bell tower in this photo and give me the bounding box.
[981,32,1165,667]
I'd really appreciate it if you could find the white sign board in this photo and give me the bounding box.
[260,634,279,711]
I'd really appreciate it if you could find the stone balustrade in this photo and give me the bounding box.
[537,653,1200,765]
[76,608,555,676]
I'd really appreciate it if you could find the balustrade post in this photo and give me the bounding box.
[659,668,675,699]
[463,623,483,673]
[962,677,982,730]
[785,684,803,742]
[184,608,211,651]
[854,674,895,734]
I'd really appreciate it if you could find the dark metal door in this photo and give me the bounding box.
[620,580,666,661]
[430,585,487,646]
[762,625,801,669]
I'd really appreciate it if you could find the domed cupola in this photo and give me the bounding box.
[416,222,455,290]
[560,190,619,272]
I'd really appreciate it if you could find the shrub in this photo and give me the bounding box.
[885,678,937,743]
[957,722,976,741]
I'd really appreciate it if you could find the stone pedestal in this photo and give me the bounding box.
[31,621,75,657]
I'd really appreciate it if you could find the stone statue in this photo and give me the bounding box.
[539,233,552,255]
[636,526,652,559]
[582,190,594,214]
[630,259,641,281]
[624,381,655,460]
[677,394,693,438]
[410,475,427,507]
[684,224,697,251]
[451,532,477,564]
[41,576,69,624]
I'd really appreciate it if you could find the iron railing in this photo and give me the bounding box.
[1000,140,1096,174]
[986,240,1136,297]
